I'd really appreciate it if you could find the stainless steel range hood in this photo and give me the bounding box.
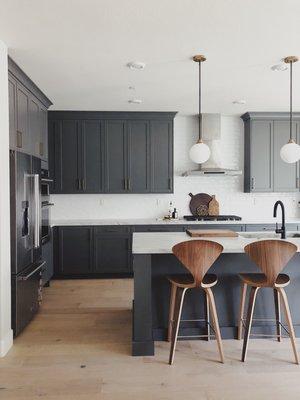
[183,114,242,177]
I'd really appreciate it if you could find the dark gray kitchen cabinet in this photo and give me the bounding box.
[273,121,298,192]
[8,57,52,158]
[94,227,132,273]
[104,120,127,192]
[16,82,30,153]
[39,105,48,161]
[48,111,176,194]
[150,120,173,192]
[8,74,17,149]
[50,120,80,193]
[82,120,104,192]
[29,96,40,157]
[49,119,104,193]
[127,120,150,192]
[55,226,93,276]
[242,112,300,193]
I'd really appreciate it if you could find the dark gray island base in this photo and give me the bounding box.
[132,252,300,356]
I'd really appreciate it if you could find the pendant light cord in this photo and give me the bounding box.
[290,61,293,141]
[198,60,202,141]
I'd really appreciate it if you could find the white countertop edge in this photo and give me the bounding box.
[50,218,300,226]
[132,232,300,254]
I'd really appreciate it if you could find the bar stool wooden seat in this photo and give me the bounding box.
[238,239,299,364]
[167,240,224,365]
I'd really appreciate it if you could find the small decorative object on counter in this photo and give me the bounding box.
[172,208,178,219]
[208,195,219,216]
[168,201,173,219]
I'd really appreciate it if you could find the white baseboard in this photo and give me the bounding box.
[0,329,13,357]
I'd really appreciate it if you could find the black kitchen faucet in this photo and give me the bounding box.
[273,200,286,239]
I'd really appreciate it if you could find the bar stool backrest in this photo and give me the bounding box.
[172,240,223,287]
[244,240,297,287]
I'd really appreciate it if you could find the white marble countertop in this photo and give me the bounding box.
[50,217,300,226]
[132,232,300,254]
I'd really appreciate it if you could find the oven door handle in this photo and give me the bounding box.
[33,174,41,249]
[18,261,46,281]
[41,178,53,183]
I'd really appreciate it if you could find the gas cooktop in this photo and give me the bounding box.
[184,215,242,221]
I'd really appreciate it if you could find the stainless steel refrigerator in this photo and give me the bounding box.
[10,150,45,336]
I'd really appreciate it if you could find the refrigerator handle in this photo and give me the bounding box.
[33,174,41,249]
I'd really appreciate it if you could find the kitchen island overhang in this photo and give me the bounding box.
[132,232,300,356]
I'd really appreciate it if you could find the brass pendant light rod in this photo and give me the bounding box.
[193,55,206,142]
[284,56,299,142]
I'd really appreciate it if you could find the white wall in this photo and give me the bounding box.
[0,40,13,357]
[50,115,300,221]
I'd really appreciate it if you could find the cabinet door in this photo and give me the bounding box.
[49,120,80,193]
[94,232,132,273]
[8,74,17,149]
[56,227,93,275]
[39,106,48,161]
[29,96,40,157]
[104,120,127,192]
[150,120,173,193]
[273,121,298,192]
[250,120,273,192]
[127,120,150,192]
[16,82,30,153]
[81,120,104,192]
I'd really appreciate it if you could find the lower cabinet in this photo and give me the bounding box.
[94,229,132,273]
[55,226,94,276]
[54,226,132,277]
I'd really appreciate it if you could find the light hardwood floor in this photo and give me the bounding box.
[1,279,300,400]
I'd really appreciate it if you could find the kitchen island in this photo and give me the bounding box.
[132,232,300,356]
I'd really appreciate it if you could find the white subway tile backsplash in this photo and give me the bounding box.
[51,115,300,221]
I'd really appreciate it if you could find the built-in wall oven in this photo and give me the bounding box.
[41,169,54,244]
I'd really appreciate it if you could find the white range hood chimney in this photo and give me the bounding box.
[183,114,242,176]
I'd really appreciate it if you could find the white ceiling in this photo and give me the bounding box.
[0,0,300,115]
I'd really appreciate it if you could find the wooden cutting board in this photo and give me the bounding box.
[186,229,238,238]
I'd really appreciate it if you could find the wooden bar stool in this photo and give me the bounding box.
[167,240,224,365]
[237,239,299,364]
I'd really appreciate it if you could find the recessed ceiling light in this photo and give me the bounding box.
[233,99,246,105]
[128,99,142,104]
[127,61,146,70]
[271,63,288,71]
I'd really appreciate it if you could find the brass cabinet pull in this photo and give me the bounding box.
[251,177,255,190]
[39,142,44,156]
[16,130,22,148]
[168,177,172,189]
[77,178,81,190]
[82,179,86,191]
[127,178,131,191]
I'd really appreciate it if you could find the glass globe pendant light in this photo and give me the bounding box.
[280,56,300,163]
[189,55,211,164]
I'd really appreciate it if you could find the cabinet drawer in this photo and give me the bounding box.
[95,226,131,234]
[134,225,184,232]
[185,224,244,232]
[245,224,275,232]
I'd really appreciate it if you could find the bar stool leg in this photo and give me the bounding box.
[277,287,299,364]
[204,291,210,341]
[167,284,177,342]
[242,286,259,362]
[169,287,187,365]
[205,287,224,363]
[273,288,281,343]
[238,283,247,340]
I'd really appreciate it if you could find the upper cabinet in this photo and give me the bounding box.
[242,112,300,193]
[8,57,52,160]
[48,111,176,194]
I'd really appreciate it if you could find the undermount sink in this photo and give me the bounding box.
[239,231,300,239]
